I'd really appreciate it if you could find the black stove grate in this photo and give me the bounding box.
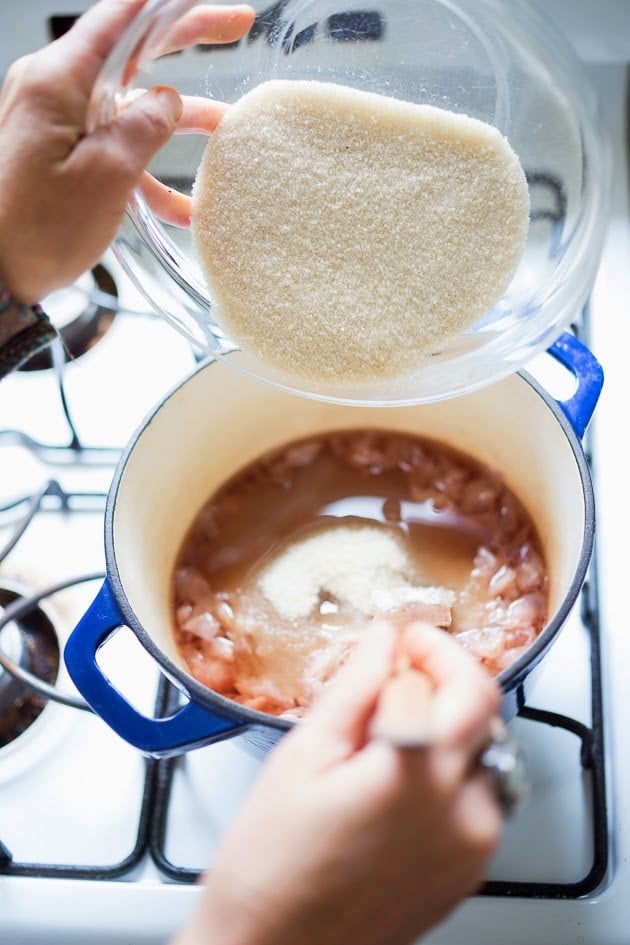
[0,757,155,881]
[480,572,608,899]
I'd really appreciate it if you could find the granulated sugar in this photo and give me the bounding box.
[256,521,454,620]
[191,79,530,384]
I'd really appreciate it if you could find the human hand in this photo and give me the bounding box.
[173,621,503,945]
[0,0,255,304]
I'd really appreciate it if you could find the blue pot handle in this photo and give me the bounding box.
[64,579,248,756]
[547,332,603,440]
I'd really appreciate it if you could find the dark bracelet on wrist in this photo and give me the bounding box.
[0,284,57,379]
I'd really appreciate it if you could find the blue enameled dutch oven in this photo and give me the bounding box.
[64,332,602,758]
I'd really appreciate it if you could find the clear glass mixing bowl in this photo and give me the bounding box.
[88,0,609,405]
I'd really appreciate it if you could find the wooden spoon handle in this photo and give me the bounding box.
[369,666,434,747]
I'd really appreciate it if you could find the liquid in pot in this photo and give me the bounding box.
[171,429,548,718]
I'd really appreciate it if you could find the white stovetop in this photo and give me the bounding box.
[0,53,628,945]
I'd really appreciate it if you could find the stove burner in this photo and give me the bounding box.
[0,584,60,746]
[19,264,118,371]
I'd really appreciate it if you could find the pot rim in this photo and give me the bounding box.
[103,358,594,727]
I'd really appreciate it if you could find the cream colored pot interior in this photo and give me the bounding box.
[112,361,586,669]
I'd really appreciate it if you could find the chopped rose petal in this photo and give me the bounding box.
[182,611,220,642]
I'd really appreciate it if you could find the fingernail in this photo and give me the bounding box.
[152,84,183,121]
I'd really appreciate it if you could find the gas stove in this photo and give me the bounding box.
[1,2,629,944]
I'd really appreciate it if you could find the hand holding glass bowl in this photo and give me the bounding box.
[89,0,607,406]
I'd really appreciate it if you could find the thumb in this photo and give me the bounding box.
[110,84,183,169]
[82,84,182,184]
